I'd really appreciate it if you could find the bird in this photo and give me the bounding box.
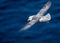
[19,1,51,32]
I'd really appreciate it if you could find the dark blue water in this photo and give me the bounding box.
[0,0,60,43]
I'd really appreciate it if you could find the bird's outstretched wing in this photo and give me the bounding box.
[36,1,51,17]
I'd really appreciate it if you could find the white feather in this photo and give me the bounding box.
[39,13,51,22]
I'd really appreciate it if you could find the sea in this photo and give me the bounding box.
[0,0,60,43]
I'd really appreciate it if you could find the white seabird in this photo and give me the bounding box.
[19,1,51,32]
